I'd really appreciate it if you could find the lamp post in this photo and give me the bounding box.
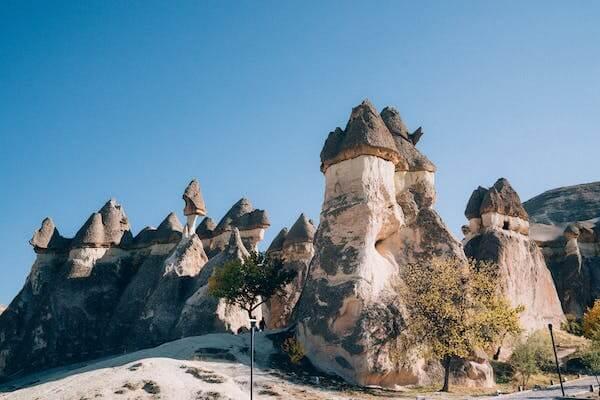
[249,316,257,400]
[548,323,565,397]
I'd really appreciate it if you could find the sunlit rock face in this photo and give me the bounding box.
[295,101,493,389]
[264,214,316,329]
[463,178,565,338]
[0,181,268,379]
[524,181,600,317]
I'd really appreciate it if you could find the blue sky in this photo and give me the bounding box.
[1,1,599,304]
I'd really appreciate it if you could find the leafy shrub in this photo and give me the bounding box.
[584,300,600,340]
[508,331,554,387]
[282,337,305,364]
[562,314,584,336]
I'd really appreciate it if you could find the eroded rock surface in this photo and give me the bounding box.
[524,182,600,317]
[463,178,564,337]
[0,181,265,379]
[295,100,493,388]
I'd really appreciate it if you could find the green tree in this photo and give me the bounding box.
[508,331,553,388]
[398,257,522,392]
[583,300,600,341]
[582,341,600,385]
[208,251,296,320]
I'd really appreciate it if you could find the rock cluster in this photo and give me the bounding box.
[295,100,492,388]
[0,181,269,379]
[264,214,316,329]
[524,182,600,317]
[463,178,564,341]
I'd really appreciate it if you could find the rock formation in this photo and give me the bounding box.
[462,178,564,337]
[264,214,316,329]
[0,180,267,379]
[294,100,493,388]
[0,305,5,316]
[524,182,600,317]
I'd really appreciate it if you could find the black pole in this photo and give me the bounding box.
[250,317,256,400]
[548,324,565,397]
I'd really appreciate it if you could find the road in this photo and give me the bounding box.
[485,376,599,399]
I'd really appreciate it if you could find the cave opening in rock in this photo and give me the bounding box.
[502,221,510,230]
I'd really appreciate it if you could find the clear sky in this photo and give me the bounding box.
[1,1,599,305]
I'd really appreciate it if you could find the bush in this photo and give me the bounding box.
[282,337,305,364]
[581,341,600,382]
[508,331,554,387]
[584,300,600,340]
[562,314,584,337]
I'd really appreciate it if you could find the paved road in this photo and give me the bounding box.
[485,376,598,399]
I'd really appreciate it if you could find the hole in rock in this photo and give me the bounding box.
[502,221,510,230]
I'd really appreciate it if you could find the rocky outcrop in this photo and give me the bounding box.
[295,100,493,388]
[182,179,207,237]
[0,180,268,379]
[0,305,5,315]
[463,178,564,338]
[524,182,600,317]
[199,198,270,256]
[264,214,316,329]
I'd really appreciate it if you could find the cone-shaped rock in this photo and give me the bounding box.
[214,198,254,234]
[320,100,400,172]
[480,178,529,220]
[30,217,69,252]
[183,179,207,216]
[465,186,488,219]
[195,217,216,239]
[285,214,316,245]
[73,199,132,247]
[266,228,288,254]
[380,106,409,139]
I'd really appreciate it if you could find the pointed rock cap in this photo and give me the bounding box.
[267,228,288,253]
[157,212,183,232]
[380,107,435,172]
[320,100,400,172]
[465,186,488,219]
[74,199,132,247]
[285,213,316,245]
[196,217,216,239]
[214,198,270,234]
[30,217,70,251]
[472,178,529,221]
[183,179,207,217]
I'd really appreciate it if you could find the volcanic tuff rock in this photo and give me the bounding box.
[0,181,265,379]
[463,178,564,342]
[524,182,600,317]
[295,100,493,388]
[264,214,316,329]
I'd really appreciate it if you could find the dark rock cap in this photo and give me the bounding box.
[214,198,270,234]
[381,107,435,172]
[195,217,216,239]
[267,228,288,253]
[132,212,183,247]
[73,199,133,247]
[320,100,400,172]
[285,213,316,245]
[183,179,207,217]
[158,212,183,232]
[465,186,489,219]
[466,179,529,221]
[29,217,70,252]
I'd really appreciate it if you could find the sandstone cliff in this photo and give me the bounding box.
[524,182,600,317]
[462,178,565,339]
[0,183,267,379]
[294,100,493,388]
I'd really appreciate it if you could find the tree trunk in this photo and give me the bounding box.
[441,356,451,392]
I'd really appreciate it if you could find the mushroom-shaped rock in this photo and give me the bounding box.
[237,209,270,231]
[266,228,288,254]
[195,217,216,239]
[285,214,316,245]
[73,199,132,247]
[182,179,207,216]
[30,217,69,252]
[480,178,529,221]
[214,198,255,234]
[320,100,400,172]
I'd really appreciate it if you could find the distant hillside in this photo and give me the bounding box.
[523,181,600,225]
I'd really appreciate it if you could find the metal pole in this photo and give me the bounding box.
[548,324,565,397]
[250,317,256,400]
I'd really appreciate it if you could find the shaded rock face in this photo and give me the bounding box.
[0,187,265,379]
[463,179,564,338]
[524,182,600,317]
[264,214,316,329]
[295,101,493,389]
